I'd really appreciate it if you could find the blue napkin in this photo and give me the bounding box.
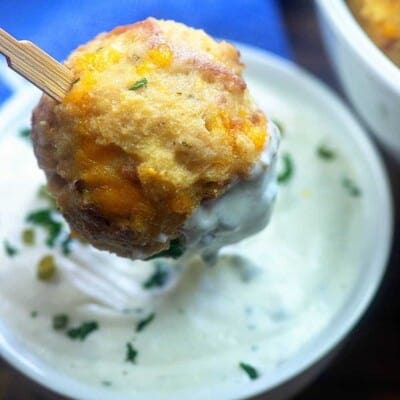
[0,0,291,103]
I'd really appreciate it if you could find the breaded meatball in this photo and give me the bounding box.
[348,0,400,66]
[31,18,271,259]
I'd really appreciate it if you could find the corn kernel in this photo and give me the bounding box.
[22,228,35,245]
[37,254,57,281]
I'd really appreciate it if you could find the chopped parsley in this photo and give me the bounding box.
[61,235,74,255]
[72,77,80,85]
[19,127,31,140]
[146,238,186,260]
[101,380,112,387]
[277,153,294,184]
[67,321,99,341]
[129,78,148,91]
[26,209,63,247]
[180,140,191,148]
[317,145,336,160]
[52,314,69,330]
[4,241,18,257]
[30,311,38,318]
[22,228,35,245]
[239,362,259,380]
[143,262,169,289]
[37,254,57,281]
[125,343,138,364]
[342,177,361,197]
[136,313,155,332]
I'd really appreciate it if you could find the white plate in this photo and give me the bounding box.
[0,44,393,400]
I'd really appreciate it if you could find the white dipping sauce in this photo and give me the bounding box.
[184,120,280,264]
[0,83,365,397]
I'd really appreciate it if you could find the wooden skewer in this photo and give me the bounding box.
[0,28,74,102]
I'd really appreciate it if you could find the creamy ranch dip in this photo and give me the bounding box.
[0,82,365,397]
[184,120,280,264]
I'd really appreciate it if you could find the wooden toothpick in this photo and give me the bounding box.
[0,28,74,102]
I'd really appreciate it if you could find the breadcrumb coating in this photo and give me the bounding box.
[348,0,400,66]
[31,18,268,258]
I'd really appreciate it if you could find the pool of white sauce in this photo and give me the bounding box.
[0,83,365,396]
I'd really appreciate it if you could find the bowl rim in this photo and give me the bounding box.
[0,45,394,400]
[315,0,400,95]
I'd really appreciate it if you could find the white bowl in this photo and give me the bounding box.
[0,45,393,400]
[315,0,400,159]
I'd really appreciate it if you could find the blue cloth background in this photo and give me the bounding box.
[0,0,291,103]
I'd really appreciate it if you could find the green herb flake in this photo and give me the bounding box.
[102,380,112,387]
[317,145,336,160]
[19,128,31,139]
[52,314,69,330]
[37,254,57,281]
[342,177,361,197]
[4,241,18,257]
[125,343,138,364]
[22,228,35,245]
[143,262,169,289]
[136,313,155,332]
[30,311,38,318]
[72,77,80,85]
[277,153,294,184]
[180,141,191,148]
[26,209,63,247]
[129,78,148,91]
[146,238,186,260]
[239,362,259,380]
[61,236,74,256]
[67,321,99,341]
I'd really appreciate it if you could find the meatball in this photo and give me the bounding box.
[31,18,272,259]
[348,0,400,66]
